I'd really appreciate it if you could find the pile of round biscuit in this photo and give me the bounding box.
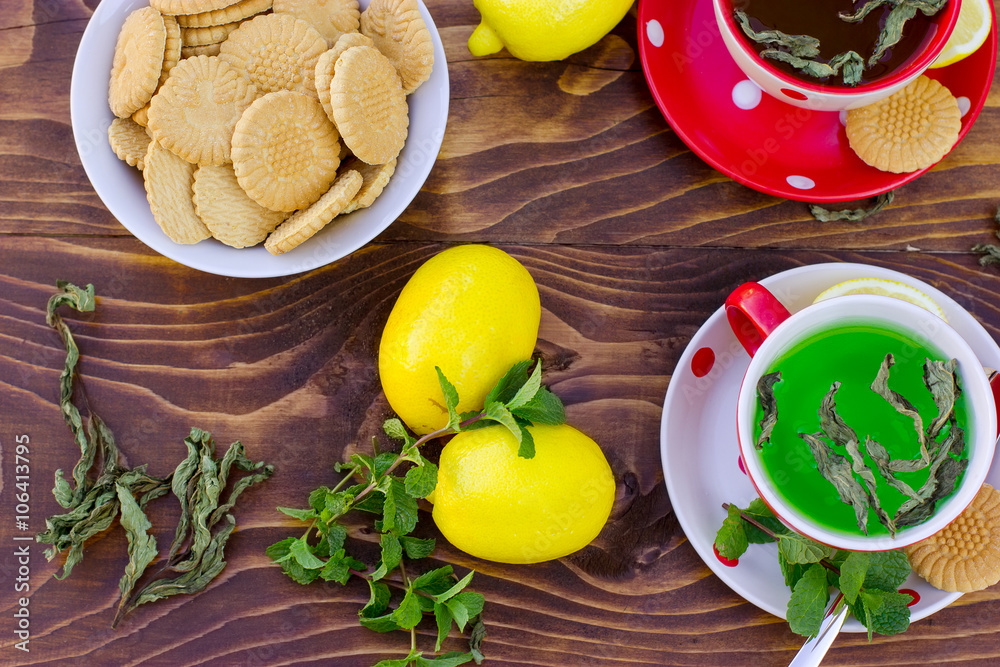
[106,0,433,255]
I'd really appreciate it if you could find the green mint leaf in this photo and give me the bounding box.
[506,361,542,410]
[787,563,830,637]
[714,505,749,560]
[415,651,475,667]
[308,486,330,513]
[436,366,462,432]
[412,565,455,593]
[374,452,398,478]
[510,387,565,426]
[360,614,402,634]
[778,533,835,565]
[363,580,392,618]
[485,360,533,405]
[861,589,911,636]
[447,597,471,631]
[468,616,487,664]
[372,658,412,667]
[319,549,362,585]
[353,486,385,515]
[864,550,911,591]
[276,506,318,522]
[280,557,322,585]
[401,536,436,560]
[484,401,523,443]
[391,588,425,630]
[839,552,871,604]
[350,453,376,476]
[372,533,403,581]
[434,569,475,604]
[849,594,875,642]
[383,477,419,536]
[742,498,786,543]
[778,551,808,589]
[516,423,535,459]
[434,602,453,651]
[289,537,326,570]
[451,591,485,620]
[457,412,493,431]
[266,537,297,564]
[325,522,348,554]
[404,458,439,498]
[383,418,416,446]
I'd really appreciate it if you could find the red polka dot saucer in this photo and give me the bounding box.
[637,0,997,203]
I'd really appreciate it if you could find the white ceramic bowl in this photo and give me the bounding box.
[712,0,961,111]
[71,0,449,278]
[733,294,997,552]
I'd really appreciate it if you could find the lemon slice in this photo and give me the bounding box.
[813,277,948,321]
[929,0,991,69]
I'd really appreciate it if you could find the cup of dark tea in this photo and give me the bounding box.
[725,281,997,551]
[713,0,962,111]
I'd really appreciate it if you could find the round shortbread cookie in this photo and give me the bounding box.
[161,15,182,87]
[108,117,152,171]
[905,483,1000,593]
[219,13,327,98]
[109,7,168,118]
[329,45,408,165]
[148,55,257,166]
[264,169,362,254]
[273,0,360,48]
[846,76,961,174]
[181,43,223,58]
[176,0,272,27]
[339,156,395,214]
[360,0,433,95]
[193,164,286,247]
[232,90,342,211]
[181,19,243,46]
[151,0,242,16]
[143,140,211,244]
[315,32,373,123]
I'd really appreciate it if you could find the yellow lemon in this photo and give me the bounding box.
[930,0,991,69]
[813,277,947,321]
[430,423,616,563]
[467,0,634,62]
[378,245,540,435]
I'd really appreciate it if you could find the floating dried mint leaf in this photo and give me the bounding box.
[840,0,948,66]
[895,426,967,527]
[761,49,838,79]
[801,433,871,534]
[865,436,921,500]
[829,50,865,86]
[923,358,959,440]
[810,191,895,222]
[819,384,895,536]
[871,354,930,466]
[756,371,781,449]
[734,9,820,58]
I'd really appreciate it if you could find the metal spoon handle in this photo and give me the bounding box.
[787,604,849,667]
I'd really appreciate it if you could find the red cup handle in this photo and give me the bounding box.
[725,282,792,357]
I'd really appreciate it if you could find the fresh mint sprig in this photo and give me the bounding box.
[717,500,911,640]
[268,359,564,666]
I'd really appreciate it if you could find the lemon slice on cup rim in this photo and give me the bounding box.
[813,277,948,321]
[929,0,992,69]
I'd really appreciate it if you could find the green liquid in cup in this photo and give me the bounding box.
[753,323,968,537]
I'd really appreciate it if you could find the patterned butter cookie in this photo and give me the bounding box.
[232,90,342,211]
[904,484,1000,593]
[180,20,243,46]
[846,76,961,174]
[109,6,167,118]
[220,13,327,97]
[132,103,151,127]
[148,55,257,166]
[360,0,433,94]
[143,140,211,244]
[329,45,407,165]
[181,42,223,58]
[274,0,360,48]
[313,33,372,122]
[151,0,241,16]
[176,0,272,27]
[161,15,182,86]
[108,117,152,171]
[339,156,396,214]
[264,169,362,254]
[193,164,286,247]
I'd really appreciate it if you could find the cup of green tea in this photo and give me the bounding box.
[725,282,997,551]
[713,0,962,111]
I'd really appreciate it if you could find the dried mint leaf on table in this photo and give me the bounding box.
[809,191,895,222]
[35,281,273,628]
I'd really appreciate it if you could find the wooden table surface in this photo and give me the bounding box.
[4,0,1000,665]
